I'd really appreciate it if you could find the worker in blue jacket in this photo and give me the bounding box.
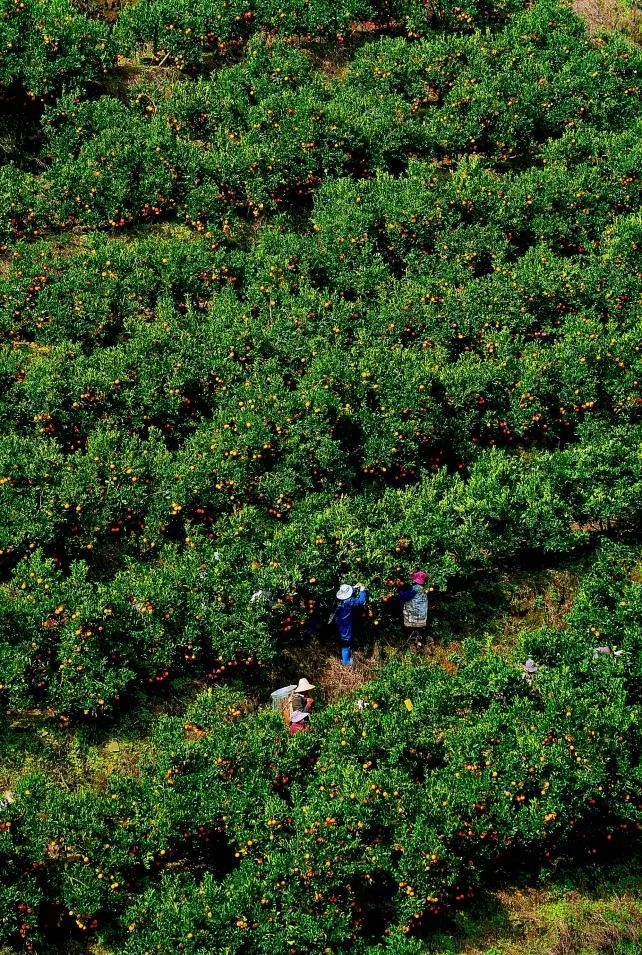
[333,583,367,665]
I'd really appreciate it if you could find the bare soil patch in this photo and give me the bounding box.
[571,0,641,39]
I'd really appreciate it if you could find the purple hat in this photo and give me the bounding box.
[290,710,310,724]
[523,659,537,674]
[410,571,427,586]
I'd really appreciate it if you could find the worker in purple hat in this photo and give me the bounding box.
[289,709,311,735]
[289,710,310,736]
[397,571,429,647]
[522,658,538,684]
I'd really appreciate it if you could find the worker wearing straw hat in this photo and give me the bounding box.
[290,677,315,714]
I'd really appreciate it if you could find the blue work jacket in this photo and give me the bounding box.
[335,589,367,641]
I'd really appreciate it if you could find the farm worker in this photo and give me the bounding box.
[290,677,315,714]
[522,658,538,683]
[334,583,367,666]
[289,710,311,735]
[592,646,624,660]
[250,589,276,609]
[397,571,429,637]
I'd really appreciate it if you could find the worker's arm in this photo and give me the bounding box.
[397,584,416,603]
[349,587,367,607]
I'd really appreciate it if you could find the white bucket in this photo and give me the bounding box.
[271,685,295,712]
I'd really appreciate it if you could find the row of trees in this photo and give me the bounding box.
[2,10,641,242]
[114,0,528,67]
[1,542,641,952]
[1,422,641,713]
[0,0,641,949]
[0,0,640,716]
[0,0,536,100]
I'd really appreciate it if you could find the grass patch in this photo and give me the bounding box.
[571,0,641,41]
[429,859,642,953]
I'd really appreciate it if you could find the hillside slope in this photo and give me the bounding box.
[0,0,641,950]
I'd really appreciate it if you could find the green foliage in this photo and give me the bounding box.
[0,0,641,947]
[0,0,112,98]
[0,12,641,708]
[114,0,529,69]
[3,14,641,240]
[1,557,641,950]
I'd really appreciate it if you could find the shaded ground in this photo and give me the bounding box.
[73,0,123,22]
[282,636,386,703]
[280,565,580,706]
